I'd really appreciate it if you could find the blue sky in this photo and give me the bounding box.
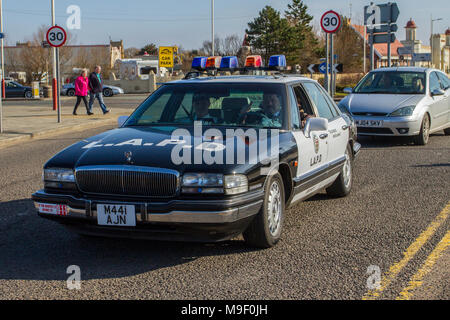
[3,0,449,49]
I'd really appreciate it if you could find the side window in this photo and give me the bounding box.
[293,85,315,116]
[303,82,335,120]
[318,85,340,117]
[437,73,450,90]
[288,86,301,130]
[429,72,441,93]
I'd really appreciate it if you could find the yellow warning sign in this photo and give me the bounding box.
[159,47,174,68]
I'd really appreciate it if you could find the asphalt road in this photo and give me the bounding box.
[0,127,448,300]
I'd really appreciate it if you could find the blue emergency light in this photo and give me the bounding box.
[268,55,287,69]
[192,57,208,70]
[220,56,239,69]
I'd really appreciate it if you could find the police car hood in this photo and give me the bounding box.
[341,94,424,114]
[45,127,286,175]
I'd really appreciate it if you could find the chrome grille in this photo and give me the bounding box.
[75,166,180,197]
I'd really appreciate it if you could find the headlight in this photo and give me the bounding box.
[181,173,248,195]
[389,106,416,117]
[44,168,75,182]
[224,174,248,195]
[182,173,224,194]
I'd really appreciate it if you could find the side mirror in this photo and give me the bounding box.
[343,87,353,94]
[118,116,128,127]
[304,117,328,137]
[431,88,445,96]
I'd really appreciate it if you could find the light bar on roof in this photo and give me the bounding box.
[192,57,207,70]
[245,55,263,68]
[206,56,222,69]
[220,56,239,69]
[268,55,287,69]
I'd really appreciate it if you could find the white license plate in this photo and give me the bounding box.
[356,120,383,127]
[97,204,136,227]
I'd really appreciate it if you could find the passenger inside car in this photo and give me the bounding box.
[293,86,316,128]
[238,93,283,127]
[192,93,220,124]
[412,77,425,93]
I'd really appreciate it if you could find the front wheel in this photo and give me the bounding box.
[243,172,285,248]
[444,127,450,135]
[24,90,32,99]
[326,144,353,197]
[414,113,430,145]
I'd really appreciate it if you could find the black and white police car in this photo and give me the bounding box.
[32,55,360,248]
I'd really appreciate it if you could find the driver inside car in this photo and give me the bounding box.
[239,93,282,127]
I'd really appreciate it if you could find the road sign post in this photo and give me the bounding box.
[46,25,67,124]
[321,10,341,95]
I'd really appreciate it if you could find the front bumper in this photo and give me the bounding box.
[354,115,421,136]
[32,189,263,241]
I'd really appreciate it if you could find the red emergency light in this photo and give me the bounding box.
[206,56,222,69]
[245,55,263,68]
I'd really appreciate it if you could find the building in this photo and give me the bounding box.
[431,28,450,73]
[351,24,408,69]
[4,40,124,83]
[400,19,431,67]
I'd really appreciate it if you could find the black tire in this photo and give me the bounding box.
[444,127,450,135]
[103,88,113,97]
[24,90,32,99]
[414,113,430,145]
[326,144,353,197]
[67,89,75,97]
[243,172,285,248]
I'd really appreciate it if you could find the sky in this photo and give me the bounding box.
[2,0,450,50]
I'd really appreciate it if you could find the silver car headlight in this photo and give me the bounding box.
[389,106,416,117]
[44,168,75,182]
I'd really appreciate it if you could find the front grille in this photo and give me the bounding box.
[357,127,393,134]
[352,112,388,117]
[75,166,180,197]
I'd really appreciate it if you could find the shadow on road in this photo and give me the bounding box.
[0,199,257,282]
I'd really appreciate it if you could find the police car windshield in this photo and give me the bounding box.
[353,71,427,94]
[124,83,286,128]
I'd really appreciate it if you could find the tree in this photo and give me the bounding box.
[139,43,158,56]
[124,47,139,58]
[246,6,295,64]
[334,17,365,73]
[284,0,314,65]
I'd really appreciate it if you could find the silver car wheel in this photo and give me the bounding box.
[422,114,430,144]
[267,180,282,236]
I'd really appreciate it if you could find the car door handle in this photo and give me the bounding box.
[342,125,349,130]
[319,133,328,139]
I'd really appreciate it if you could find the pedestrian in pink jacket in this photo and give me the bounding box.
[73,70,92,115]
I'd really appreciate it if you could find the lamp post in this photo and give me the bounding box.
[211,0,215,56]
[430,15,442,68]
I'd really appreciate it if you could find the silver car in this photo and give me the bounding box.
[339,67,450,145]
[62,83,124,97]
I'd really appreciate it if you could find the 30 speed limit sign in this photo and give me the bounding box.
[46,26,67,47]
[320,10,341,33]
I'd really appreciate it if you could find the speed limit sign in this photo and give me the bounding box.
[320,10,341,33]
[46,26,67,47]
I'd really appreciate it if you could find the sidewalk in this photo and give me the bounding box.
[0,95,145,149]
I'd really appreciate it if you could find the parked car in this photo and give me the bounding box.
[5,81,33,98]
[339,67,450,145]
[62,83,124,97]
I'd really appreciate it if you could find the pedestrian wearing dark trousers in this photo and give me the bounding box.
[88,65,110,115]
[73,70,92,115]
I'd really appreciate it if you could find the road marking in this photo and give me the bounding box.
[362,202,450,300]
[396,230,450,300]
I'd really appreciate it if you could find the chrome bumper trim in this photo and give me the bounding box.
[35,200,262,224]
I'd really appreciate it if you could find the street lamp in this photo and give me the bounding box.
[430,15,442,67]
[211,0,215,56]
